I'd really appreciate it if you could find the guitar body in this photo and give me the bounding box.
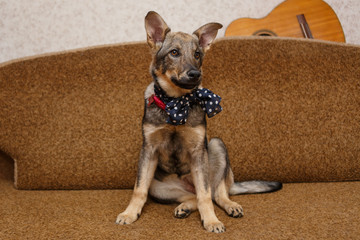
[225,0,345,42]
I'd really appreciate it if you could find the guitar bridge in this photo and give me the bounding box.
[297,14,314,39]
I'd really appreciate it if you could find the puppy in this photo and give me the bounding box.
[116,11,282,233]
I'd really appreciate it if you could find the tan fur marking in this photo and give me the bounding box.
[155,70,192,97]
[177,125,205,148]
[143,123,174,147]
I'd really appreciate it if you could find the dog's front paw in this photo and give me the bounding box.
[115,212,139,225]
[202,220,226,233]
[226,203,244,218]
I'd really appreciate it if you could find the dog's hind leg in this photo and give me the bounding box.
[149,174,197,218]
[174,197,198,219]
[208,138,244,218]
[208,138,282,218]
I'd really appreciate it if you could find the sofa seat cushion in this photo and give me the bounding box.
[1,157,359,239]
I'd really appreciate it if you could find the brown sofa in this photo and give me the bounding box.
[1,37,359,239]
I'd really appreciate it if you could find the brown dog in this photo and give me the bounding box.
[116,11,282,233]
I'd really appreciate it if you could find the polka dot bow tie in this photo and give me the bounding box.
[152,84,223,125]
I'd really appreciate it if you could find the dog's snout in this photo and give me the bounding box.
[187,70,201,80]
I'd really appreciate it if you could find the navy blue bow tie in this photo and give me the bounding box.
[153,85,222,125]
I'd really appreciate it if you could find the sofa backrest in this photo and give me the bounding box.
[1,37,359,190]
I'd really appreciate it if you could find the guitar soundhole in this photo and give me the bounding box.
[253,29,277,37]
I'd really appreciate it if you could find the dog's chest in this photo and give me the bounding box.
[143,122,206,176]
[157,130,191,175]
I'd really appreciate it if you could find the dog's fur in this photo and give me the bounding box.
[116,11,282,233]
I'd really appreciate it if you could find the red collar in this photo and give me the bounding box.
[148,94,166,110]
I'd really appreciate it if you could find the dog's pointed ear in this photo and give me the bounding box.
[145,11,171,48]
[193,23,222,52]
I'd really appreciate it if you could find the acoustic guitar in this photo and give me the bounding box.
[225,0,345,42]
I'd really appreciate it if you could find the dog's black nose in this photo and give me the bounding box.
[187,70,201,80]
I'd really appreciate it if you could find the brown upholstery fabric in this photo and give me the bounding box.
[0,154,359,239]
[0,37,360,190]
[1,38,359,239]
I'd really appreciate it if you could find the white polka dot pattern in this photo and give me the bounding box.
[153,85,222,125]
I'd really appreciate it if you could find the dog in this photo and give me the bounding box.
[116,11,282,233]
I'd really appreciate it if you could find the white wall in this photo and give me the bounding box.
[0,0,359,63]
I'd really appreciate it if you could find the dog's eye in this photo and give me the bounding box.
[194,51,201,60]
[170,49,180,57]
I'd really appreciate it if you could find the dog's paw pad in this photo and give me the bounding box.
[227,204,244,218]
[203,220,226,233]
[115,212,139,225]
[174,207,191,219]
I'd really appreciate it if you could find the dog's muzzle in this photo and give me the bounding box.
[172,70,202,89]
[187,70,201,81]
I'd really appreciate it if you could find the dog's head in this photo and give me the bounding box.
[145,11,222,97]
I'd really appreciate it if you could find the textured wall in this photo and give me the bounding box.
[0,0,359,63]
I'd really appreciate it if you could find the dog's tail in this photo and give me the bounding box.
[229,181,282,195]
